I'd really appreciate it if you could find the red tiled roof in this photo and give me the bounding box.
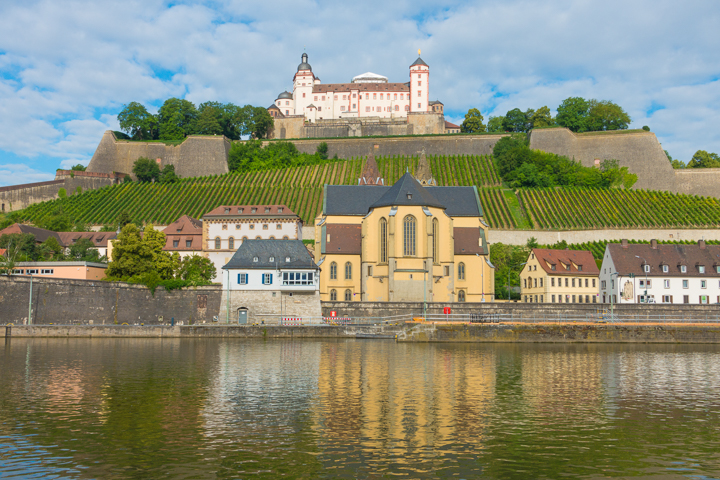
[203,205,298,218]
[313,82,410,94]
[445,121,460,129]
[0,223,61,244]
[56,231,117,247]
[532,248,599,276]
[0,248,6,257]
[608,242,720,277]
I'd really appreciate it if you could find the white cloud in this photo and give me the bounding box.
[0,164,55,187]
[0,0,718,174]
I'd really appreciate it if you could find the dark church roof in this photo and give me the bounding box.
[411,57,428,67]
[324,174,483,217]
[223,239,317,270]
[370,173,444,209]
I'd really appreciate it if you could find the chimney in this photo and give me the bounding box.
[650,239,657,249]
[699,239,706,249]
[621,239,628,249]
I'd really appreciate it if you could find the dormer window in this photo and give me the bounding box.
[269,257,275,262]
[681,265,687,273]
[716,266,720,274]
[644,265,650,273]
[286,257,291,262]
[699,265,705,274]
[253,257,258,262]
[238,208,244,213]
[662,265,669,273]
[224,208,230,213]
[406,193,412,199]
[278,208,283,213]
[577,265,582,271]
[251,208,257,213]
[265,207,271,213]
[551,265,556,271]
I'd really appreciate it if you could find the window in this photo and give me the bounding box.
[222,224,227,230]
[644,264,650,273]
[684,295,689,303]
[249,224,254,230]
[276,224,282,230]
[585,278,588,288]
[262,273,273,285]
[238,273,248,285]
[318,107,321,111]
[579,295,583,303]
[242,236,248,241]
[601,280,606,289]
[345,262,352,280]
[458,290,466,302]
[586,295,590,303]
[236,224,241,229]
[662,265,669,273]
[253,256,258,262]
[592,279,596,288]
[683,279,689,289]
[314,96,318,101]
[395,105,399,111]
[699,266,706,274]
[444,266,450,276]
[565,278,568,287]
[330,289,337,301]
[664,279,670,289]
[662,295,672,303]
[681,265,687,273]
[282,272,314,285]
[373,93,377,99]
[534,278,537,288]
[269,257,274,262]
[330,262,337,280]
[228,237,234,249]
[366,106,371,112]
[700,295,709,304]
[552,295,556,303]
[366,94,369,99]
[716,266,720,274]
[303,93,306,98]
[40,269,53,275]
[380,94,383,100]
[572,278,575,287]
[540,278,543,287]
[379,218,387,263]
[572,295,576,303]
[418,103,421,108]
[551,265,556,271]
[418,81,421,86]
[578,265,583,272]
[458,262,465,280]
[263,224,268,230]
[368,266,373,277]
[701,280,707,289]
[215,237,221,249]
[345,289,352,301]
[524,278,527,288]
[353,104,356,109]
[343,95,347,100]
[173,240,179,247]
[283,236,288,240]
[403,215,416,256]
[186,240,192,248]
[341,106,345,111]
[432,218,439,264]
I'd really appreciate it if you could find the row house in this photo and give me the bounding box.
[521,249,600,303]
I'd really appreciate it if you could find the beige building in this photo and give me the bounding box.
[521,248,599,304]
[12,261,107,280]
[315,157,494,303]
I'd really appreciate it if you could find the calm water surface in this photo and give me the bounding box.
[1,338,720,479]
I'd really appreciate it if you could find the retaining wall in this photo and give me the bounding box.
[489,228,720,246]
[0,175,118,212]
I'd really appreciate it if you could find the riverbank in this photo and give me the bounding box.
[6,323,720,343]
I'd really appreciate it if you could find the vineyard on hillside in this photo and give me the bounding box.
[520,188,720,229]
[20,155,512,227]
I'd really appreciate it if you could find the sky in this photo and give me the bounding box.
[0,0,718,187]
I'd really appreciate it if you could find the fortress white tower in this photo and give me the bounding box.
[409,49,429,113]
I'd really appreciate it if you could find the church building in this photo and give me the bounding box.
[314,156,494,303]
[270,51,438,122]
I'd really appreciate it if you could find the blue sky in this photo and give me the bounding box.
[0,0,719,186]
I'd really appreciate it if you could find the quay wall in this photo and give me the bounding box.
[6,324,720,343]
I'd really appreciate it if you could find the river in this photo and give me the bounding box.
[1,338,720,479]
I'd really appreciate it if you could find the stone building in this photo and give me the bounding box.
[520,248,600,304]
[315,156,494,303]
[220,239,320,324]
[599,240,720,304]
[202,205,303,282]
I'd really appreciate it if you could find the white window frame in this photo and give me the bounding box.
[664,279,670,289]
[263,273,273,285]
[238,273,248,285]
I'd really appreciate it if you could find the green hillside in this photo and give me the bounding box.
[16,154,720,230]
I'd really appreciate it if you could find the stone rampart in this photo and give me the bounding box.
[489,228,720,246]
[86,131,230,179]
[0,276,222,326]
[0,174,120,213]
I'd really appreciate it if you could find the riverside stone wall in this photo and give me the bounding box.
[0,277,222,326]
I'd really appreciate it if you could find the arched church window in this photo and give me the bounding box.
[345,262,352,280]
[403,215,416,256]
[228,237,234,250]
[458,290,466,302]
[458,262,465,280]
[214,237,221,249]
[330,289,337,301]
[330,262,337,280]
[379,218,387,263]
[432,218,439,264]
[345,289,352,301]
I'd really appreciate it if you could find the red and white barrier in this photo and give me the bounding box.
[323,317,351,325]
[281,317,303,326]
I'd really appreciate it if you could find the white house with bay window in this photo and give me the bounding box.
[219,239,320,324]
[599,239,720,305]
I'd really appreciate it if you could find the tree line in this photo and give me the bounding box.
[460,97,632,135]
[117,99,274,141]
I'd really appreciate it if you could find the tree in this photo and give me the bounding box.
[461,108,486,133]
[586,100,630,131]
[67,238,102,262]
[143,225,179,280]
[38,207,74,231]
[177,255,216,283]
[195,105,224,135]
[487,116,505,132]
[117,211,137,229]
[316,142,329,160]
[529,106,555,129]
[118,102,157,140]
[556,97,590,132]
[502,108,530,133]
[132,157,161,182]
[70,164,86,171]
[247,106,274,139]
[665,150,685,169]
[687,150,720,168]
[58,188,67,199]
[106,224,153,280]
[159,164,179,184]
[0,233,38,261]
[158,98,198,140]
[39,236,64,260]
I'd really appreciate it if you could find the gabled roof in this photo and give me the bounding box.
[203,205,298,218]
[165,215,202,233]
[370,173,444,209]
[607,242,720,277]
[223,239,318,270]
[0,223,60,244]
[56,231,117,248]
[532,248,599,276]
[445,121,460,129]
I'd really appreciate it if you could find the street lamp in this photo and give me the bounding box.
[635,255,649,303]
[508,262,527,301]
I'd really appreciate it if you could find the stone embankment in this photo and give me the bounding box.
[6,323,720,343]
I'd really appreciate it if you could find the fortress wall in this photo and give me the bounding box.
[0,176,118,212]
[490,228,720,246]
[407,112,446,135]
[528,128,677,192]
[86,131,229,179]
[673,169,720,198]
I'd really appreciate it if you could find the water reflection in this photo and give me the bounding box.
[1,339,720,479]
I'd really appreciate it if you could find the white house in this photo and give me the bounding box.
[220,239,320,324]
[599,239,720,304]
[270,51,433,122]
[202,205,302,282]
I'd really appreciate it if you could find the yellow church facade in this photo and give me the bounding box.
[315,160,494,303]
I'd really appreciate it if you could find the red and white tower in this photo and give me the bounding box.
[409,50,429,113]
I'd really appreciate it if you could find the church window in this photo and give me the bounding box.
[458,290,466,302]
[458,262,465,280]
[228,237,234,249]
[345,289,352,301]
[214,237,221,249]
[432,218,439,264]
[379,218,388,263]
[345,262,352,280]
[403,215,416,256]
[330,289,337,301]
[330,262,337,280]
